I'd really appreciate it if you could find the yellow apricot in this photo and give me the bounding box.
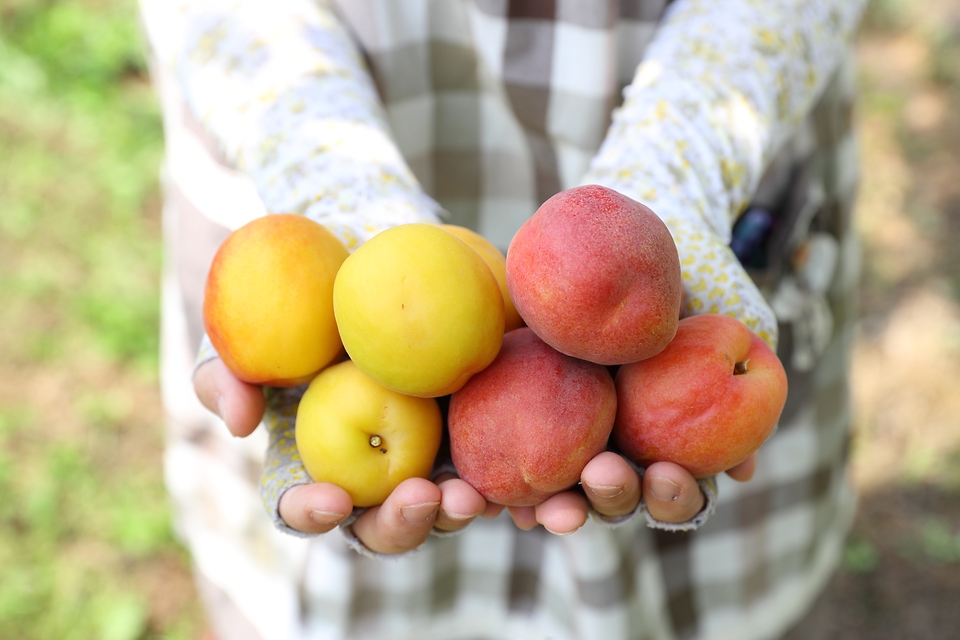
[204,214,348,386]
[439,224,525,333]
[333,223,504,397]
[296,360,442,507]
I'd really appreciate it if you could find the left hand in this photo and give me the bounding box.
[491,450,758,534]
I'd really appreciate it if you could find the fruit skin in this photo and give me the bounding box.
[333,223,504,398]
[204,214,349,386]
[612,314,788,478]
[448,327,617,507]
[439,224,525,333]
[506,184,682,365]
[296,359,443,508]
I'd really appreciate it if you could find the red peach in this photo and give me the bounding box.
[506,184,681,365]
[612,314,788,478]
[448,328,617,507]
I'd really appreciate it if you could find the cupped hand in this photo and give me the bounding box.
[500,450,758,535]
[276,474,487,553]
[194,358,488,554]
[277,473,488,555]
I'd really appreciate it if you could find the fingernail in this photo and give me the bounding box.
[543,526,577,536]
[444,509,483,522]
[648,477,682,502]
[587,484,624,499]
[400,502,440,524]
[309,510,346,526]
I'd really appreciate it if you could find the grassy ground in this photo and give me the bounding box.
[813,1,960,637]
[0,1,204,638]
[1,0,959,638]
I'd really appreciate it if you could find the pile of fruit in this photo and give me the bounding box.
[204,185,788,508]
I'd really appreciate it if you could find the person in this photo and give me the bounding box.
[141,0,866,638]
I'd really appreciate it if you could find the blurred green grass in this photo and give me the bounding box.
[1,1,203,638]
[1,1,162,369]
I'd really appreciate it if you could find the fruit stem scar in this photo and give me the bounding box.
[734,359,750,375]
[369,435,383,448]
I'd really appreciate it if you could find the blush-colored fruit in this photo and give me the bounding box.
[506,184,682,365]
[612,314,788,478]
[448,327,617,506]
[203,214,348,386]
[440,224,525,333]
[296,359,443,508]
[333,223,504,398]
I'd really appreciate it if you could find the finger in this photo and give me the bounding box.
[580,451,642,518]
[507,506,538,531]
[278,483,354,534]
[535,491,588,535]
[725,452,758,482]
[350,478,441,555]
[433,475,487,532]
[194,358,265,437]
[481,502,506,519]
[642,461,705,524]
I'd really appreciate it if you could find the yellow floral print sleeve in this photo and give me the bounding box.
[141,0,443,251]
[583,0,866,348]
[146,0,866,349]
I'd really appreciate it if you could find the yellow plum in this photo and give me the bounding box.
[440,224,525,333]
[333,223,504,398]
[296,360,442,507]
[203,214,348,386]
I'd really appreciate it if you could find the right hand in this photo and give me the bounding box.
[194,358,488,555]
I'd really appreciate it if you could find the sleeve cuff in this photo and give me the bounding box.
[191,332,220,381]
[643,475,718,532]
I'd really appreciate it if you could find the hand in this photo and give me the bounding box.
[194,358,488,554]
[195,359,759,543]
[276,473,488,554]
[489,450,758,535]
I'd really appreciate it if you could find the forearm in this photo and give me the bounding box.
[583,0,865,345]
[139,0,441,247]
[586,0,865,229]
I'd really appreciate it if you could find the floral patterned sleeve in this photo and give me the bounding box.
[583,0,867,348]
[139,0,443,250]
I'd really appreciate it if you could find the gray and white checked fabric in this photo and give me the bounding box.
[341,0,675,243]
[149,1,863,639]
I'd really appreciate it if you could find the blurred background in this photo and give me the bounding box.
[1,0,959,638]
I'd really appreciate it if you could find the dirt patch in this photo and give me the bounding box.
[807,4,960,637]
